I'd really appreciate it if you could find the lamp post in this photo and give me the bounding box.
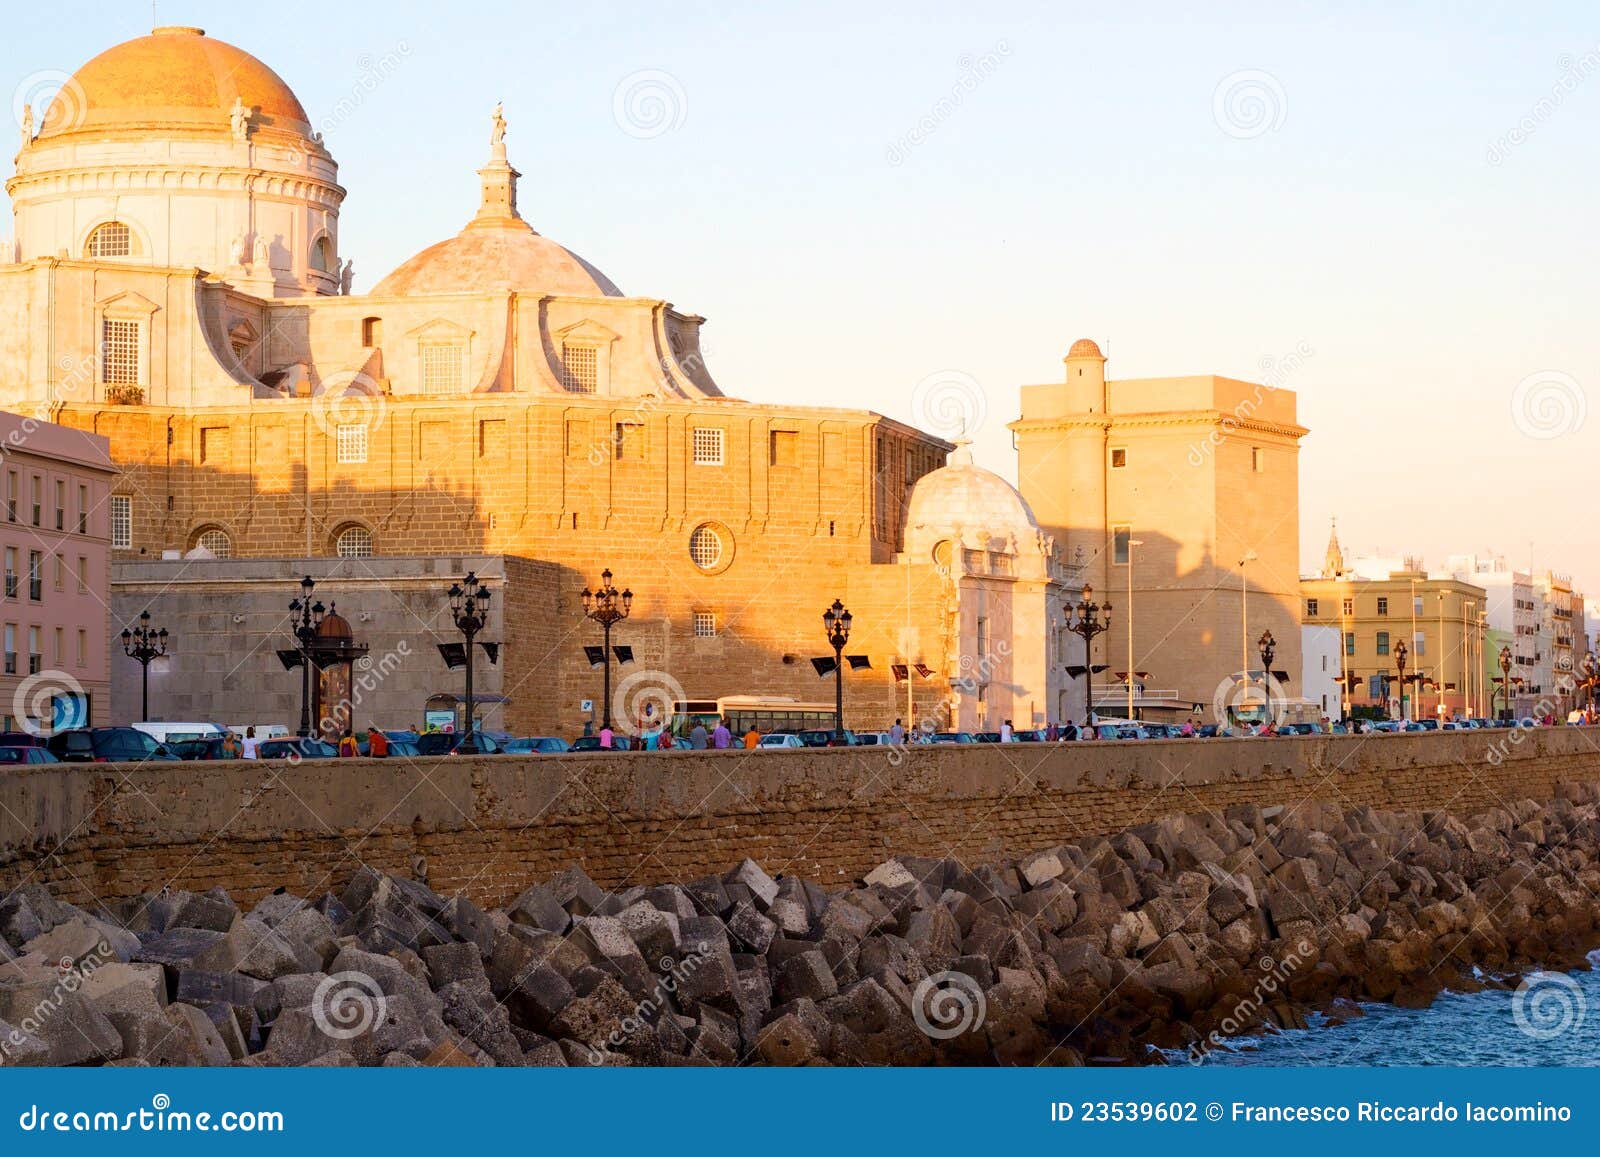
[581,569,633,731]
[1580,651,1599,715]
[1257,628,1276,725]
[448,572,493,753]
[822,599,853,739]
[1068,583,1112,727]
[288,576,325,737]
[1239,550,1259,699]
[1124,537,1144,719]
[1495,644,1514,721]
[120,610,168,723]
[1393,639,1409,721]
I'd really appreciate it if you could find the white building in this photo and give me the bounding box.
[1300,623,1344,721]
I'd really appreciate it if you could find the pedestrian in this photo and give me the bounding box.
[689,720,709,749]
[1000,718,1013,743]
[337,730,359,757]
[743,725,760,748]
[1179,719,1194,737]
[712,717,732,749]
[599,723,614,749]
[219,731,242,759]
[890,718,905,745]
[642,727,659,751]
[367,726,389,758]
[241,726,259,759]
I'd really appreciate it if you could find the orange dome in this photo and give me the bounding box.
[1067,338,1104,359]
[373,221,623,298]
[38,27,310,140]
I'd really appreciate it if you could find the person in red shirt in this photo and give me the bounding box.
[367,727,389,758]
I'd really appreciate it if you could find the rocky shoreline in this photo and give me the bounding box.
[4,782,1600,1066]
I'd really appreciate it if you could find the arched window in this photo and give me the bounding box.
[361,317,382,347]
[86,222,132,259]
[194,528,233,558]
[335,526,373,559]
[310,236,335,273]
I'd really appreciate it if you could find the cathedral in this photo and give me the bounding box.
[1,27,1084,736]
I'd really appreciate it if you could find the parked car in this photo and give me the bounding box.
[415,730,503,756]
[0,745,59,764]
[569,735,634,752]
[257,737,339,760]
[131,721,223,746]
[796,729,857,747]
[1278,722,1318,736]
[46,727,179,763]
[169,736,229,760]
[854,732,894,747]
[1011,729,1046,742]
[0,731,48,748]
[928,731,977,744]
[973,732,1002,743]
[502,736,570,755]
[1142,723,1177,738]
[757,733,805,749]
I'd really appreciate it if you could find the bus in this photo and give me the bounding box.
[671,696,837,737]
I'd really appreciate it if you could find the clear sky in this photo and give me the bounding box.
[8,2,1598,594]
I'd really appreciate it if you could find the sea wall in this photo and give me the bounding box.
[1,728,1594,907]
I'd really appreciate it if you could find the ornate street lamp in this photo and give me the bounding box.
[289,576,325,737]
[1255,629,1277,726]
[1067,584,1113,727]
[581,569,633,730]
[1393,639,1409,721]
[120,610,168,723]
[448,573,493,753]
[1579,651,1599,714]
[822,599,853,739]
[1495,644,1514,721]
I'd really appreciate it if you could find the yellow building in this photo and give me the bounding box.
[1010,341,1309,724]
[0,27,1081,736]
[1300,529,1489,721]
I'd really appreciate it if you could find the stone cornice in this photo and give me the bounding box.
[6,163,345,210]
[1009,409,1309,440]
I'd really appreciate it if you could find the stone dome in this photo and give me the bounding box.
[372,220,622,298]
[37,27,311,140]
[1067,338,1104,359]
[905,443,1040,548]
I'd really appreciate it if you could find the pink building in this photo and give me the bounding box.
[0,413,115,733]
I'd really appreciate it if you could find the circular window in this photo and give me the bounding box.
[195,529,232,558]
[336,526,373,559]
[687,523,736,574]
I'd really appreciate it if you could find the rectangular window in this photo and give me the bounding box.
[421,343,464,395]
[200,427,231,465]
[1376,596,1389,616]
[1342,597,1353,616]
[976,616,989,658]
[1368,674,1385,700]
[1413,595,1424,615]
[27,551,41,602]
[561,344,598,394]
[5,472,13,522]
[1251,446,1266,473]
[1376,631,1390,656]
[28,626,41,674]
[692,427,725,466]
[1109,447,1127,469]
[692,611,717,638]
[769,429,798,468]
[613,423,644,461]
[52,555,63,591]
[77,484,88,534]
[3,548,13,599]
[110,496,131,548]
[1345,631,1356,656]
[100,318,140,384]
[1414,631,1426,657]
[336,424,368,464]
[53,480,64,530]
[1306,598,1319,617]
[3,624,13,675]
[76,628,86,667]
[76,556,87,593]
[1112,525,1131,566]
[52,626,62,665]
[29,476,40,527]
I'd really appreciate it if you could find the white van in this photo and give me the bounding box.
[131,721,224,745]
[226,724,290,740]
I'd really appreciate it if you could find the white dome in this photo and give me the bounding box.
[905,443,1039,552]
